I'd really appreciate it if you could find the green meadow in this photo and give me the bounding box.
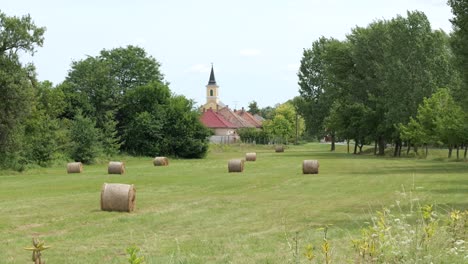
[1,143,467,263]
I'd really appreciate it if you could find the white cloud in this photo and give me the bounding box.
[239,48,261,56]
[286,63,299,72]
[187,64,211,73]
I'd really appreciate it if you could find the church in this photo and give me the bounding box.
[199,65,263,143]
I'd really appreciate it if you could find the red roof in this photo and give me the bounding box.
[234,110,262,128]
[218,107,255,128]
[200,109,237,128]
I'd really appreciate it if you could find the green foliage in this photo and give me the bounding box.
[123,111,164,156]
[0,11,45,56]
[448,0,468,89]
[163,95,210,158]
[69,112,101,164]
[237,128,269,144]
[126,245,145,264]
[263,102,304,143]
[99,111,122,157]
[119,81,209,158]
[61,45,165,130]
[247,101,260,115]
[399,88,467,156]
[0,11,45,169]
[298,11,457,153]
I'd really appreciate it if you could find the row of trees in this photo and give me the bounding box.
[297,5,468,158]
[0,11,210,170]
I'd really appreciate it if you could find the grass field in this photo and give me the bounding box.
[1,143,467,263]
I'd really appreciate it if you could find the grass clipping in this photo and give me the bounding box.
[245,152,257,162]
[100,183,136,212]
[153,157,169,166]
[108,161,125,174]
[228,159,244,173]
[303,160,319,174]
[67,162,83,173]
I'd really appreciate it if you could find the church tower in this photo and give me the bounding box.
[204,64,222,111]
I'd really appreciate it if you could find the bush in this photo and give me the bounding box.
[237,128,269,144]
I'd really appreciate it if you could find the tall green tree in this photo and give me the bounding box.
[448,0,468,111]
[0,11,45,168]
[247,101,260,115]
[69,112,101,164]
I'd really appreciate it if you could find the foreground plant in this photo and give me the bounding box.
[24,237,51,264]
[127,245,146,264]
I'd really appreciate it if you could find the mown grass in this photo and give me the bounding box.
[0,143,467,263]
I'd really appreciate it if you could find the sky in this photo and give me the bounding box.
[3,0,454,110]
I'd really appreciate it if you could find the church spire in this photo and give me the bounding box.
[208,63,217,85]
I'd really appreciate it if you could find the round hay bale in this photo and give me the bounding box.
[153,157,169,166]
[228,159,244,173]
[303,160,319,174]
[245,152,257,161]
[108,161,125,174]
[275,145,285,152]
[67,162,83,173]
[100,183,136,212]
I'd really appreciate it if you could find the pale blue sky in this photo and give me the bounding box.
[3,0,453,109]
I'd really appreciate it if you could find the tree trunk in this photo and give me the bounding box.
[406,141,411,155]
[464,145,467,159]
[448,145,453,158]
[393,140,400,157]
[456,145,460,160]
[330,132,335,152]
[425,144,428,157]
[358,143,364,153]
[378,136,385,156]
[347,139,350,154]
[354,141,358,154]
[374,140,377,155]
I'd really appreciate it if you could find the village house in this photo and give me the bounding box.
[200,65,263,143]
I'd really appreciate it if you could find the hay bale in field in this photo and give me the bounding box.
[100,183,136,212]
[228,159,244,173]
[153,156,169,166]
[303,160,319,174]
[245,152,257,161]
[275,145,284,152]
[67,162,83,173]
[108,161,125,174]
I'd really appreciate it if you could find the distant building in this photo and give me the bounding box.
[199,64,263,143]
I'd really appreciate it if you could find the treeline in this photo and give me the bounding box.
[0,11,210,170]
[297,5,468,158]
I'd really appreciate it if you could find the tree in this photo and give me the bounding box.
[69,112,101,164]
[0,11,45,56]
[297,37,353,150]
[61,45,165,128]
[163,95,211,158]
[348,11,452,155]
[247,101,260,115]
[399,88,467,158]
[0,11,45,168]
[22,81,66,166]
[448,0,468,113]
[263,102,304,143]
